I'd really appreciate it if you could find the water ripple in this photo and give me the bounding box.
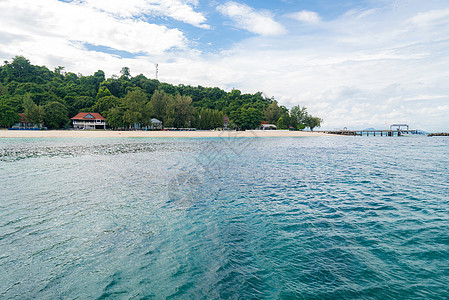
[1,137,449,298]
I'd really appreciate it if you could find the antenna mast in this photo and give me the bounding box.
[155,63,159,80]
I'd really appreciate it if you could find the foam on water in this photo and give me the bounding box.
[1,136,448,298]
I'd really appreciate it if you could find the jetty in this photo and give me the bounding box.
[321,124,422,136]
[428,132,449,137]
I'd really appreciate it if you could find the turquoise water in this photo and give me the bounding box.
[1,136,449,299]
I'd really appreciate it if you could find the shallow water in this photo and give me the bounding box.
[1,136,449,299]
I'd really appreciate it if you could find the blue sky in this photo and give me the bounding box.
[1,0,449,131]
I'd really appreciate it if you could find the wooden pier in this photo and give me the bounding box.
[321,129,420,136]
[320,124,422,136]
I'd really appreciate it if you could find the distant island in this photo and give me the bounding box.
[0,56,322,131]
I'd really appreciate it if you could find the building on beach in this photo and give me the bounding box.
[71,112,106,129]
[260,121,277,130]
[9,113,41,130]
[150,118,163,130]
[130,118,163,130]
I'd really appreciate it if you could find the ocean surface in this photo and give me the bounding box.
[1,135,448,299]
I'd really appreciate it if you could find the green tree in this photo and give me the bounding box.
[28,105,45,127]
[212,109,224,129]
[290,105,308,130]
[120,67,131,79]
[43,101,69,129]
[64,72,79,85]
[106,107,124,129]
[23,94,44,126]
[92,95,120,116]
[123,110,141,128]
[54,66,65,79]
[95,86,113,100]
[0,104,20,127]
[131,75,159,95]
[277,116,287,129]
[165,94,195,128]
[196,108,222,129]
[93,70,105,84]
[159,82,177,95]
[0,94,22,112]
[122,90,149,128]
[149,90,169,121]
[0,82,7,96]
[5,56,32,82]
[22,93,34,112]
[305,116,323,131]
[263,101,282,124]
[231,107,263,130]
[72,96,95,113]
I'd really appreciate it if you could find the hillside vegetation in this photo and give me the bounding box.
[0,56,322,130]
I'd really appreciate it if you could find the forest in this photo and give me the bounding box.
[0,56,322,130]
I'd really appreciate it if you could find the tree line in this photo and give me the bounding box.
[0,56,322,130]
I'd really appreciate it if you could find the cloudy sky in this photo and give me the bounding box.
[1,0,449,131]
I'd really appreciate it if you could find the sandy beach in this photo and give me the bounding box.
[0,129,333,138]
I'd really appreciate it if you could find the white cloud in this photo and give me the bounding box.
[216,1,286,36]
[408,7,449,26]
[0,0,187,55]
[2,0,449,132]
[188,4,449,132]
[81,0,210,29]
[288,10,321,24]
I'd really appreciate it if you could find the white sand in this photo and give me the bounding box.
[0,129,333,138]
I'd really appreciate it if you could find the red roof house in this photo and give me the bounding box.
[9,113,40,130]
[71,113,107,129]
[260,120,277,130]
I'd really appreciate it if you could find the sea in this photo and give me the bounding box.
[1,135,448,299]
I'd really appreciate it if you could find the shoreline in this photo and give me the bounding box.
[0,129,334,138]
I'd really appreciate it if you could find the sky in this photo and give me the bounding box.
[1,0,449,131]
